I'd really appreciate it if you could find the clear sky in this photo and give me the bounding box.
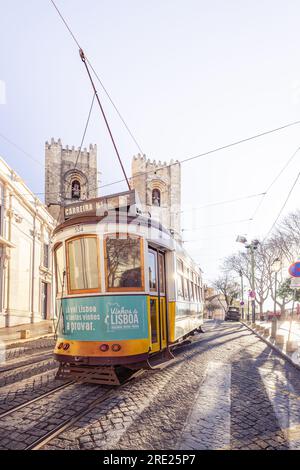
[1,0,300,284]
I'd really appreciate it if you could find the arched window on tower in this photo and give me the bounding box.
[152,189,161,207]
[71,180,81,199]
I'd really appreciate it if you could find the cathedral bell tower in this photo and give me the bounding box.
[131,154,181,237]
[45,138,98,221]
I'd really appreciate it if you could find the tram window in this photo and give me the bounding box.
[158,253,165,294]
[177,274,184,300]
[184,278,190,301]
[190,282,195,302]
[54,244,64,295]
[176,258,184,300]
[148,250,157,292]
[67,236,99,293]
[177,258,183,273]
[195,283,199,302]
[150,299,158,344]
[105,235,143,291]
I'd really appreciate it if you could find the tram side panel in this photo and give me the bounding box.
[167,252,204,343]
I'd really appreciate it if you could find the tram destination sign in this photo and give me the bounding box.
[64,190,140,220]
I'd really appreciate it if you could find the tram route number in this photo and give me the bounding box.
[103,454,196,467]
[74,224,84,233]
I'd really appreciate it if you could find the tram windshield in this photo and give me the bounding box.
[67,236,100,293]
[105,235,143,291]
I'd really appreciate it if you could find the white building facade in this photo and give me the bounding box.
[0,156,55,328]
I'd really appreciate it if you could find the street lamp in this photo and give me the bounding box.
[236,236,260,323]
[271,257,281,339]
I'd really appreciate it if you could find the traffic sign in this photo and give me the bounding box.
[290,277,300,289]
[289,262,300,277]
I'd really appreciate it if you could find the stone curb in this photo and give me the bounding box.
[2,333,55,348]
[241,321,300,371]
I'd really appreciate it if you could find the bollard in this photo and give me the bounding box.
[48,325,54,333]
[271,317,277,339]
[263,328,270,337]
[20,330,30,339]
[275,334,284,346]
[286,340,298,353]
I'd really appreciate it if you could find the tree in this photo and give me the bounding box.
[277,278,300,305]
[224,242,270,316]
[212,273,240,312]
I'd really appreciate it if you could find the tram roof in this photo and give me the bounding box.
[53,212,171,237]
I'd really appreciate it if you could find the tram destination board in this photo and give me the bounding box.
[64,190,139,220]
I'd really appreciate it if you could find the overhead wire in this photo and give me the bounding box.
[246,145,300,236]
[62,91,96,201]
[11,119,300,199]
[49,0,144,154]
[263,169,300,241]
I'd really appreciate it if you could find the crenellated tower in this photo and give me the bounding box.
[131,154,181,236]
[45,138,98,220]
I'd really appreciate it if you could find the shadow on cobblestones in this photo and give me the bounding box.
[231,347,290,450]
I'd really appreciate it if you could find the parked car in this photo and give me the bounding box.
[225,307,241,321]
[266,310,281,321]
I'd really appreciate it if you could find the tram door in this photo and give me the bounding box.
[148,248,167,352]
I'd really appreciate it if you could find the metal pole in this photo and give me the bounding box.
[240,271,244,320]
[287,289,296,343]
[251,246,256,323]
[271,271,278,338]
[247,297,250,321]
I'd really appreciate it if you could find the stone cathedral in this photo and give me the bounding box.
[131,154,181,236]
[45,138,98,220]
[44,139,181,236]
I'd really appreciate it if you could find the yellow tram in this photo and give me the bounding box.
[53,190,204,383]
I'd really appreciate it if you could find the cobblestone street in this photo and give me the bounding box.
[1,320,300,450]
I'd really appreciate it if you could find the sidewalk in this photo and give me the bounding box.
[0,320,54,346]
[242,320,300,369]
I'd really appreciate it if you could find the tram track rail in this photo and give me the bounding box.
[0,380,75,419]
[25,369,145,450]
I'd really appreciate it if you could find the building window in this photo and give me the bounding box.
[67,236,100,293]
[152,189,161,206]
[43,243,49,269]
[71,180,81,199]
[105,235,144,291]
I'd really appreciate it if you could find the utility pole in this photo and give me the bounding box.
[250,245,256,324]
[239,270,244,320]
[236,236,260,324]
[271,258,281,339]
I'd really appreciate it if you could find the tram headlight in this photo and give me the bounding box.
[63,343,70,351]
[58,342,64,349]
[99,344,109,352]
[112,344,121,352]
